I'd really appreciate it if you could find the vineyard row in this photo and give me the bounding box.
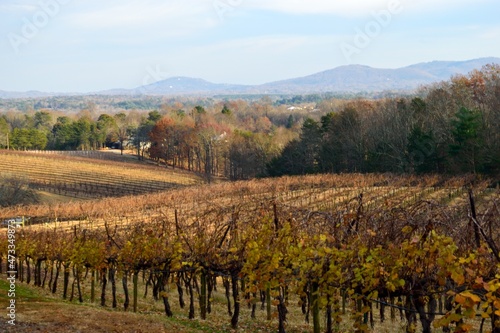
[2,181,499,333]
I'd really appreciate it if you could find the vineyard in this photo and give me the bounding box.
[0,150,203,200]
[1,174,499,332]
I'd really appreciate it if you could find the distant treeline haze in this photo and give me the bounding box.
[0,65,499,178]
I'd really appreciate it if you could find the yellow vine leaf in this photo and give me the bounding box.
[455,294,466,305]
[460,291,481,304]
[451,270,465,285]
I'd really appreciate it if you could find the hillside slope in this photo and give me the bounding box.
[0,150,203,203]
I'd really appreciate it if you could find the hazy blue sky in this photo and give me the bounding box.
[1,0,499,92]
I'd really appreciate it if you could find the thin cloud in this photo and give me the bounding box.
[0,4,38,12]
[1,0,497,92]
[246,0,486,16]
[189,34,334,55]
[480,27,500,39]
[68,1,216,30]
[246,0,391,16]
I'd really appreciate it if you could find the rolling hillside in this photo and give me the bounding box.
[0,150,203,203]
[0,173,498,333]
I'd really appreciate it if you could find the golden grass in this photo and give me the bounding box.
[0,274,432,333]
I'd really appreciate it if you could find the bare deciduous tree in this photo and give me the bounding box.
[0,176,39,207]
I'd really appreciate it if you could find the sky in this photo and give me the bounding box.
[0,0,499,92]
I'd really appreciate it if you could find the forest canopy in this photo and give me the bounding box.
[1,64,499,178]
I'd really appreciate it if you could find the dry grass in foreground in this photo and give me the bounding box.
[0,279,425,333]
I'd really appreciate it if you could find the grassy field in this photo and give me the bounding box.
[0,274,422,333]
[0,278,223,333]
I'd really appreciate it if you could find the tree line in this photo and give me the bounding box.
[0,100,299,180]
[1,64,499,178]
[269,65,500,176]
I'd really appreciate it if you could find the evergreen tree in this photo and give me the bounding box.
[11,128,48,150]
[406,126,440,174]
[268,118,321,176]
[449,107,483,173]
[221,105,232,116]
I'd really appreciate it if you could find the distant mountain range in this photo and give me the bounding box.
[1,57,499,98]
[256,57,500,94]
